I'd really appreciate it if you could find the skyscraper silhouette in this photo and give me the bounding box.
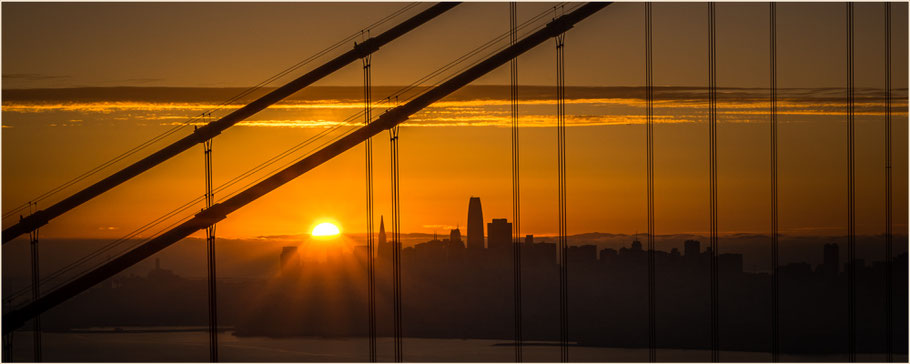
[487,218,511,252]
[467,197,484,250]
[450,228,462,245]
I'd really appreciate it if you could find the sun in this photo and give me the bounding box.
[312,222,341,238]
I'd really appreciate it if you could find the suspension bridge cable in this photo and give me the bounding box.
[6,115,351,302]
[708,3,719,362]
[645,3,657,362]
[3,3,612,335]
[28,202,42,362]
[384,3,569,104]
[883,3,893,362]
[203,134,219,362]
[6,3,563,310]
[4,195,207,305]
[846,3,856,362]
[509,3,524,363]
[2,3,423,219]
[24,2,421,206]
[769,3,780,362]
[555,16,569,363]
[2,122,194,222]
[363,44,378,363]
[389,125,403,363]
[2,3,458,244]
[3,0,528,228]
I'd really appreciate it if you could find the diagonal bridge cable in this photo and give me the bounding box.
[2,3,422,225]
[2,2,460,244]
[4,2,570,310]
[2,2,612,335]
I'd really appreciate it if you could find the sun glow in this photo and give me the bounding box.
[312,222,341,238]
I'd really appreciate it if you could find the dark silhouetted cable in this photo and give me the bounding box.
[645,3,657,362]
[29,202,42,362]
[5,3,570,311]
[556,19,569,363]
[708,3,719,362]
[1,2,460,244]
[883,3,893,362]
[2,3,611,335]
[1,4,424,227]
[203,120,219,362]
[363,43,378,363]
[390,125,403,363]
[846,3,856,362]
[769,3,780,362]
[510,2,524,363]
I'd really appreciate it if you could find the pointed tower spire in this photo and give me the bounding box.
[378,215,387,245]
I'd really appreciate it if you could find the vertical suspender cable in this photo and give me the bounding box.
[29,202,42,362]
[883,3,893,362]
[362,37,378,363]
[510,2,524,363]
[645,3,657,362]
[846,3,856,362]
[708,3,719,362]
[769,3,781,362]
[390,125,403,363]
[203,118,219,363]
[556,20,569,363]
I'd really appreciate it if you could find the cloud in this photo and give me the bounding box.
[3,73,70,82]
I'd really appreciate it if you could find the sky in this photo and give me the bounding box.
[2,2,908,241]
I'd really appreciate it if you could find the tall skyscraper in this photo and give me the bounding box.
[487,218,511,252]
[467,197,484,250]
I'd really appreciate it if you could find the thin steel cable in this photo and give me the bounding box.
[883,3,893,362]
[203,135,219,362]
[384,3,568,105]
[6,122,357,308]
[1,3,422,223]
[363,48,378,363]
[645,3,657,362]
[510,2,523,362]
[769,3,780,362]
[28,202,42,362]
[6,2,564,312]
[556,24,569,364]
[846,3,856,362]
[2,122,193,223]
[390,126,403,363]
[708,3,719,362]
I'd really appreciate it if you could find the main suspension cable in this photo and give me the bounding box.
[1,2,422,224]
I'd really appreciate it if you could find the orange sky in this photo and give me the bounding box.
[2,2,908,241]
